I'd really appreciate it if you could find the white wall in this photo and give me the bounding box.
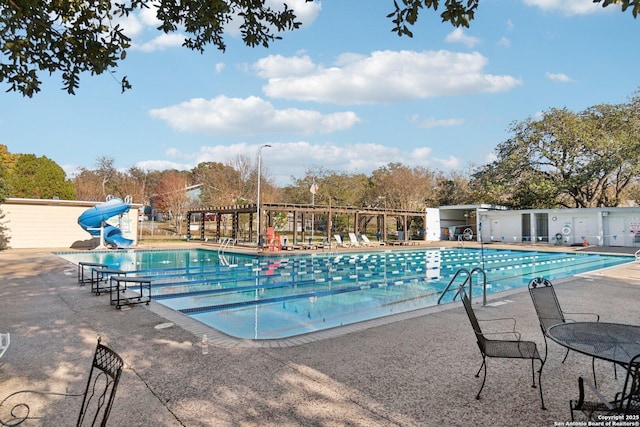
[480,207,640,248]
[1,198,141,249]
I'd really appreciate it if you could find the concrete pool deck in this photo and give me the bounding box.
[1,242,639,426]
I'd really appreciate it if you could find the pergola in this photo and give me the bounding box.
[186,203,428,245]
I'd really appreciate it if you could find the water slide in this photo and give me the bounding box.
[78,197,134,249]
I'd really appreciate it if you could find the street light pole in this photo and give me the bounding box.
[256,144,271,249]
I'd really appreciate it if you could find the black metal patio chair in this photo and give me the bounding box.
[528,277,603,384]
[570,353,640,421]
[459,285,546,409]
[0,337,123,427]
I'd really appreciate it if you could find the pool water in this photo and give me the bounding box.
[56,247,632,339]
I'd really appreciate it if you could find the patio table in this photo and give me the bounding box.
[547,322,640,368]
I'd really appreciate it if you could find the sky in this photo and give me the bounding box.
[2,0,640,189]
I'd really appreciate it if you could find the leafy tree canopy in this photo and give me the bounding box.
[7,153,75,199]
[2,0,636,96]
[470,90,640,209]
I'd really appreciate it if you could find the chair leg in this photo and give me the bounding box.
[475,360,485,378]
[561,348,570,364]
[530,359,537,388]
[570,401,575,421]
[475,358,487,400]
[592,357,597,389]
[537,360,546,410]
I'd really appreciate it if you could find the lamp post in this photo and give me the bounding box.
[256,144,271,249]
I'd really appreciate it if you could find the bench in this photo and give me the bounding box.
[109,276,152,309]
[92,269,127,295]
[77,262,107,286]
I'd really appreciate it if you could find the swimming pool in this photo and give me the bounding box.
[56,247,633,340]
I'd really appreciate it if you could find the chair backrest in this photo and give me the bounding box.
[348,233,359,245]
[528,277,565,334]
[618,353,640,414]
[334,234,343,244]
[361,235,371,244]
[0,333,9,359]
[77,338,124,427]
[460,287,487,354]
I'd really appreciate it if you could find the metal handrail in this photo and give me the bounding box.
[218,237,233,254]
[217,237,234,266]
[437,267,488,305]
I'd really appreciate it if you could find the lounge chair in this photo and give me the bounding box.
[570,353,640,421]
[0,333,9,359]
[0,337,123,426]
[361,235,384,246]
[348,232,360,247]
[334,234,349,248]
[460,285,546,409]
[528,277,602,385]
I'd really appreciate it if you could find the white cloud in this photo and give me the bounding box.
[412,116,465,129]
[445,28,481,48]
[114,3,166,46]
[434,155,461,170]
[497,37,511,47]
[257,50,522,105]
[506,19,514,31]
[115,13,145,38]
[254,55,318,78]
[133,33,185,52]
[485,153,498,163]
[268,0,322,27]
[546,72,574,83]
[149,96,361,135]
[158,141,447,186]
[121,0,320,52]
[139,4,161,26]
[524,0,608,15]
[135,159,191,172]
[226,0,321,37]
[214,63,225,73]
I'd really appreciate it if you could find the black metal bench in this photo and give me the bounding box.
[77,262,107,286]
[109,276,152,309]
[92,269,127,295]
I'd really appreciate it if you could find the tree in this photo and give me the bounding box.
[152,170,191,234]
[369,163,436,211]
[191,161,243,206]
[73,168,104,202]
[3,0,636,97]
[6,153,74,199]
[0,207,9,249]
[121,166,148,206]
[433,169,473,206]
[387,0,639,37]
[0,144,12,249]
[1,0,305,96]
[470,93,640,209]
[73,156,119,201]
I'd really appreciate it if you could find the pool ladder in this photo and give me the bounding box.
[437,267,487,306]
[218,237,234,265]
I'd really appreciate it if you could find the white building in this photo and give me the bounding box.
[476,207,640,247]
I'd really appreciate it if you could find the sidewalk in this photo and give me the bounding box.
[0,246,638,426]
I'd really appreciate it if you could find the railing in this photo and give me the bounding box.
[437,267,487,305]
[217,237,234,266]
[218,237,233,252]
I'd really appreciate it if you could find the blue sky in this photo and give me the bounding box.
[2,0,639,187]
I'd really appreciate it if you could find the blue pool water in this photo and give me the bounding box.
[56,247,633,339]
